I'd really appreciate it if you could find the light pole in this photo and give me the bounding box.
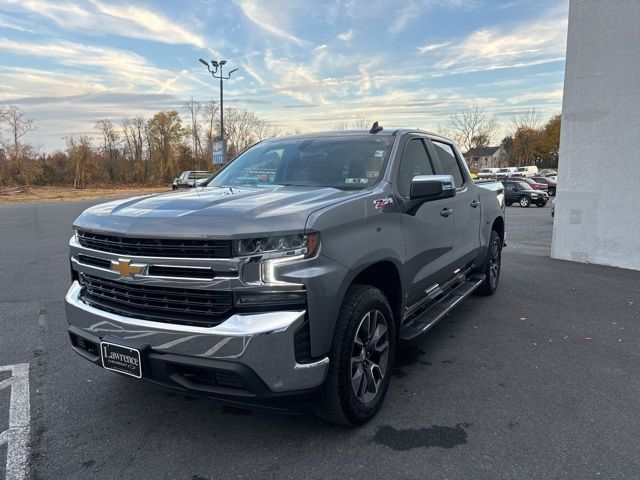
[199,58,239,163]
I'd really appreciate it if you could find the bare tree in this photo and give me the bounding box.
[512,108,542,131]
[122,117,146,183]
[0,105,35,158]
[184,98,202,168]
[352,113,371,129]
[67,136,93,188]
[447,105,497,156]
[224,108,259,157]
[254,119,281,141]
[201,100,219,164]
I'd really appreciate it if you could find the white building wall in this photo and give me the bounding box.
[551,0,640,270]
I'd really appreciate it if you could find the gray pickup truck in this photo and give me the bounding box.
[65,127,505,425]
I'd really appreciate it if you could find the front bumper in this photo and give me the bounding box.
[65,281,329,408]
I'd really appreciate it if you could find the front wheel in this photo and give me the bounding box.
[519,196,531,207]
[474,230,502,296]
[315,285,396,426]
[536,201,547,207]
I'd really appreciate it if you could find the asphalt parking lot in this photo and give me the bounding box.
[1,199,639,480]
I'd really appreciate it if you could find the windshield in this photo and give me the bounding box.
[206,136,394,190]
[516,167,526,172]
[499,168,509,172]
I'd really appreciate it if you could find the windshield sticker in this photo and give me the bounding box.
[345,178,369,185]
[374,150,384,157]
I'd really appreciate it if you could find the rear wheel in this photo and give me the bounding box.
[519,196,531,207]
[474,230,502,296]
[315,285,395,425]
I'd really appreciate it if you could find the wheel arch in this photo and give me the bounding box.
[491,215,505,245]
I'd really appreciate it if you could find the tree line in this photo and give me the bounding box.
[443,106,561,169]
[0,100,280,188]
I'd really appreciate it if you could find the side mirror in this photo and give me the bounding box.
[410,175,456,202]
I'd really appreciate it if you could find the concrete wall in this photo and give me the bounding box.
[551,0,640,270]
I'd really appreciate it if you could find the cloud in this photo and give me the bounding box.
[0,0,206,47]
[0,37,198,94]
[234,0,303,45]
[507,89,563,105]
[337,30,353,41]
[417,42,450,54]
[388,0,477,34]
[432,8,568,74]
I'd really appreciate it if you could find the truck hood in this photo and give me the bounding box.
[73,186,362,238]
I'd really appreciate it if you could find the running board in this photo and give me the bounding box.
[399,275,485,340]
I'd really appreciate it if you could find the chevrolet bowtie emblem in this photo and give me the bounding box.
[110,259,144,277]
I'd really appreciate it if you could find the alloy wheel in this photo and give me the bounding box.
[351,309,390,404]
[489,237,501,289]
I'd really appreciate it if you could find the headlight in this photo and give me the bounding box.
[531,194,538,198]
[236,233,319,257]
[236,233,319,285]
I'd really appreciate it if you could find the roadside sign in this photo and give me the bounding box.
[212,140,226,165]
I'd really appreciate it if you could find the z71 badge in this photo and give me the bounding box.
[373,197,394,209]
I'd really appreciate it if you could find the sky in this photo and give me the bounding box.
[0,0,569,151]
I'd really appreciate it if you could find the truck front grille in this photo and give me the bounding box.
[77,230,232,259]
[79,274,233,327]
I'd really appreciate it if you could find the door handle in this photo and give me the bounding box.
[440,207,453,218]
[471,200,480,208]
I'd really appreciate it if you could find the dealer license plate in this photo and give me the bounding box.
[100,341,142,378]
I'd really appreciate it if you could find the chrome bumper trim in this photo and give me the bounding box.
[65,281,329,392]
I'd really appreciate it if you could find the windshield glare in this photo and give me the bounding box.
[207,136,394,190]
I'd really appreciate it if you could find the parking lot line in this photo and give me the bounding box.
[0,363,30,480]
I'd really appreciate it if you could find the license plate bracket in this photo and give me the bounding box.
[101,341,142,378]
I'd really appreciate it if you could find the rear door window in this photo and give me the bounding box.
[431,140,465,188]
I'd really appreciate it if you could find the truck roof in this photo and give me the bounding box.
[263,128,452,143]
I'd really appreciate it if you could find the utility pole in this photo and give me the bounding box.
[199,58,239,163]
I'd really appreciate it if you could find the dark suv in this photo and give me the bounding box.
[503,179,548,207]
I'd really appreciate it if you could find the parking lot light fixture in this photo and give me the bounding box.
[199,58,239,163]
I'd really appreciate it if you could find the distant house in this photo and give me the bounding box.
[465,145,507,169]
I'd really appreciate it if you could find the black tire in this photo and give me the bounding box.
[474,230,502,296]
[315,284,396,426]
[519,196,531,208]
[505,202,512,207]
[536,201,547,207]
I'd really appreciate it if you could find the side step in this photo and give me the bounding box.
[399,275,485,340]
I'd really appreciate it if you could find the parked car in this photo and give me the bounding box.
[65,127,506,425]
[537,169,557,177]
[512,166,539,177]
[506,176,548,192]
[531,176,557,195]
[503,179,549,207]
[172,170,212,190]
[477,167,499,179]
[496,167,517,179]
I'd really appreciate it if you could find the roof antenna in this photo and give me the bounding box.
[369,121,383,134]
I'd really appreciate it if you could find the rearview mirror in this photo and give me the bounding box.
[410,175,456,202]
